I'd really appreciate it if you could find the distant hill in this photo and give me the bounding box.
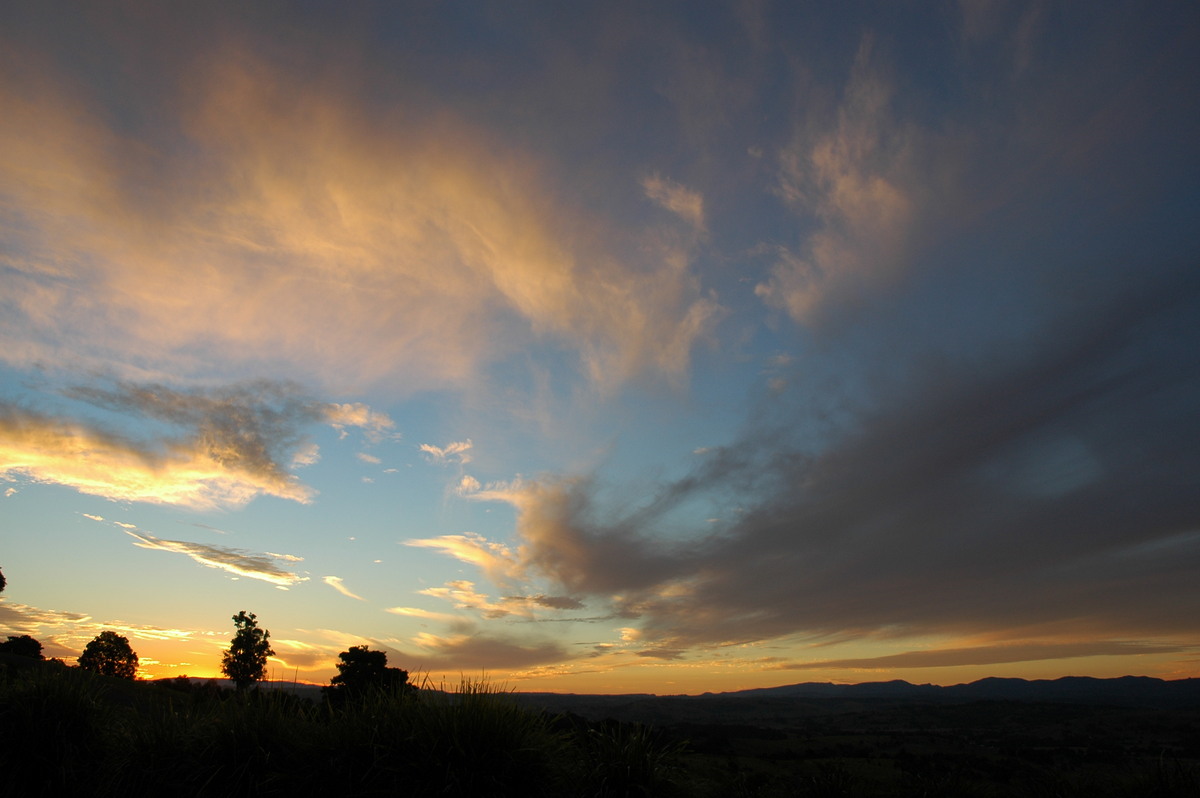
[705,675,1200,707]
[510,676,1200,725]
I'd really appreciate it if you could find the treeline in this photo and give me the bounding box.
[0,665,688,797]
[0,589,688,796]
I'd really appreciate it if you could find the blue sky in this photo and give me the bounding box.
[1,1,1198,692]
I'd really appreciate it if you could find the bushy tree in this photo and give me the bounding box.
[0,565,6,593]
[0,634,43,659]
[326,645,410,698]
[78,631,138,678]
[221,610,274,690]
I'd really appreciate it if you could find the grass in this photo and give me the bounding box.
[0,664,686,797]
[4,662,1200,797]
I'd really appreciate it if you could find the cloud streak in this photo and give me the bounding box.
[323,576,366,601]
[125,530,307,587]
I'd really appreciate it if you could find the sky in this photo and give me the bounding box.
[1,1,1198,694]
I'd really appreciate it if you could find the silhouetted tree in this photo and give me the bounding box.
[221,610,274,690]
[0,565,6,593]
[325,645,410,699]
[78,631,138,678]
[0,634,43,659]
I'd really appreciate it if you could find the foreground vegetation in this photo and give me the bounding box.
[0,661,686,797]
[4,658,1200,796]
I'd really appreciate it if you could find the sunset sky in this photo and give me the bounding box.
[2,1,1198,694]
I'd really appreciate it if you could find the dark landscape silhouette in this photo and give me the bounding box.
[4,637,1199,796]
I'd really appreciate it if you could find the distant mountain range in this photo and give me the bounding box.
[510,676,1200,724]
[700,675,1200,707]
[144,672,1200,717]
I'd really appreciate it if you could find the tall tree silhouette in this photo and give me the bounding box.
[221,610,274,690]
[0,565,6,594]
[78,631,138,678]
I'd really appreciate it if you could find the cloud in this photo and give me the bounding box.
[325,403,396,442]
[420,440,473,465]
[775,641,1195,671]
[323,576,366,601]
[292,443,321,467]
[642,174,705,232]
[0,601,91,632]
[756,36,916,323]
[125,530,307,587]
[406,630,570,670]
[510,594,586,611]
[386,606,462,623]
[0,381,320,509]
[0,600,201,661]
[406,534,522,586]
[430,273,1200,656]
[356,452,382,465]
[419,580,517,620]
[0,42,718,393]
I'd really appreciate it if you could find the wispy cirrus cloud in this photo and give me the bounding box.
[386,606,462,624]
[756,36,916,323]
[0,42,719,394]
[323,576,366,601]
[125,530,307,588]
[642,174,705,233]
[419,440,473,465]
